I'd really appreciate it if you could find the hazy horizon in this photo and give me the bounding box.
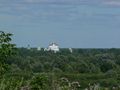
[0,0,120,48]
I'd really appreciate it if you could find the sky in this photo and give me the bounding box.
[0,0,120,48]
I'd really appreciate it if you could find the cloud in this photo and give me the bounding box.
[23,0,95,5]
[103,0,120,6]
[0,0,120,23]
[24,0,73,3]
[24,0,120,6]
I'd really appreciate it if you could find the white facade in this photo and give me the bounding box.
[69,48,73,53]
[37,46,41,51]
[48,43,59,53]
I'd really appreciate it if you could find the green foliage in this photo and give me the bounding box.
[0,75,24,90]
[5,48,120,89]
[0,31,15,58]
[0,31,16,74]
[30,73,50,90]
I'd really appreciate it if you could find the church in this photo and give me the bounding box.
[48,42,60,53]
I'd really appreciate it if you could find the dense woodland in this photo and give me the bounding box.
[3,48,120,90]
[1,31,120,90]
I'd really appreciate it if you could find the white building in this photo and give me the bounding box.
[37,46,41,51]
[69,48,73,53]
[48,43,59,53]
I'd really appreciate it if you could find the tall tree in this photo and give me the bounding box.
[0,31,16,74]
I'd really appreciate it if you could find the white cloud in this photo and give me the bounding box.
[103,0,120,6]
[24,0,85,4]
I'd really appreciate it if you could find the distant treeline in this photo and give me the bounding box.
[7,48,120,73]
[2,48,120,89]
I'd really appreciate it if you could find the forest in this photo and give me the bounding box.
[1,31,120,90]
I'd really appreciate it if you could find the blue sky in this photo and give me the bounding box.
[0,0,120,48]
